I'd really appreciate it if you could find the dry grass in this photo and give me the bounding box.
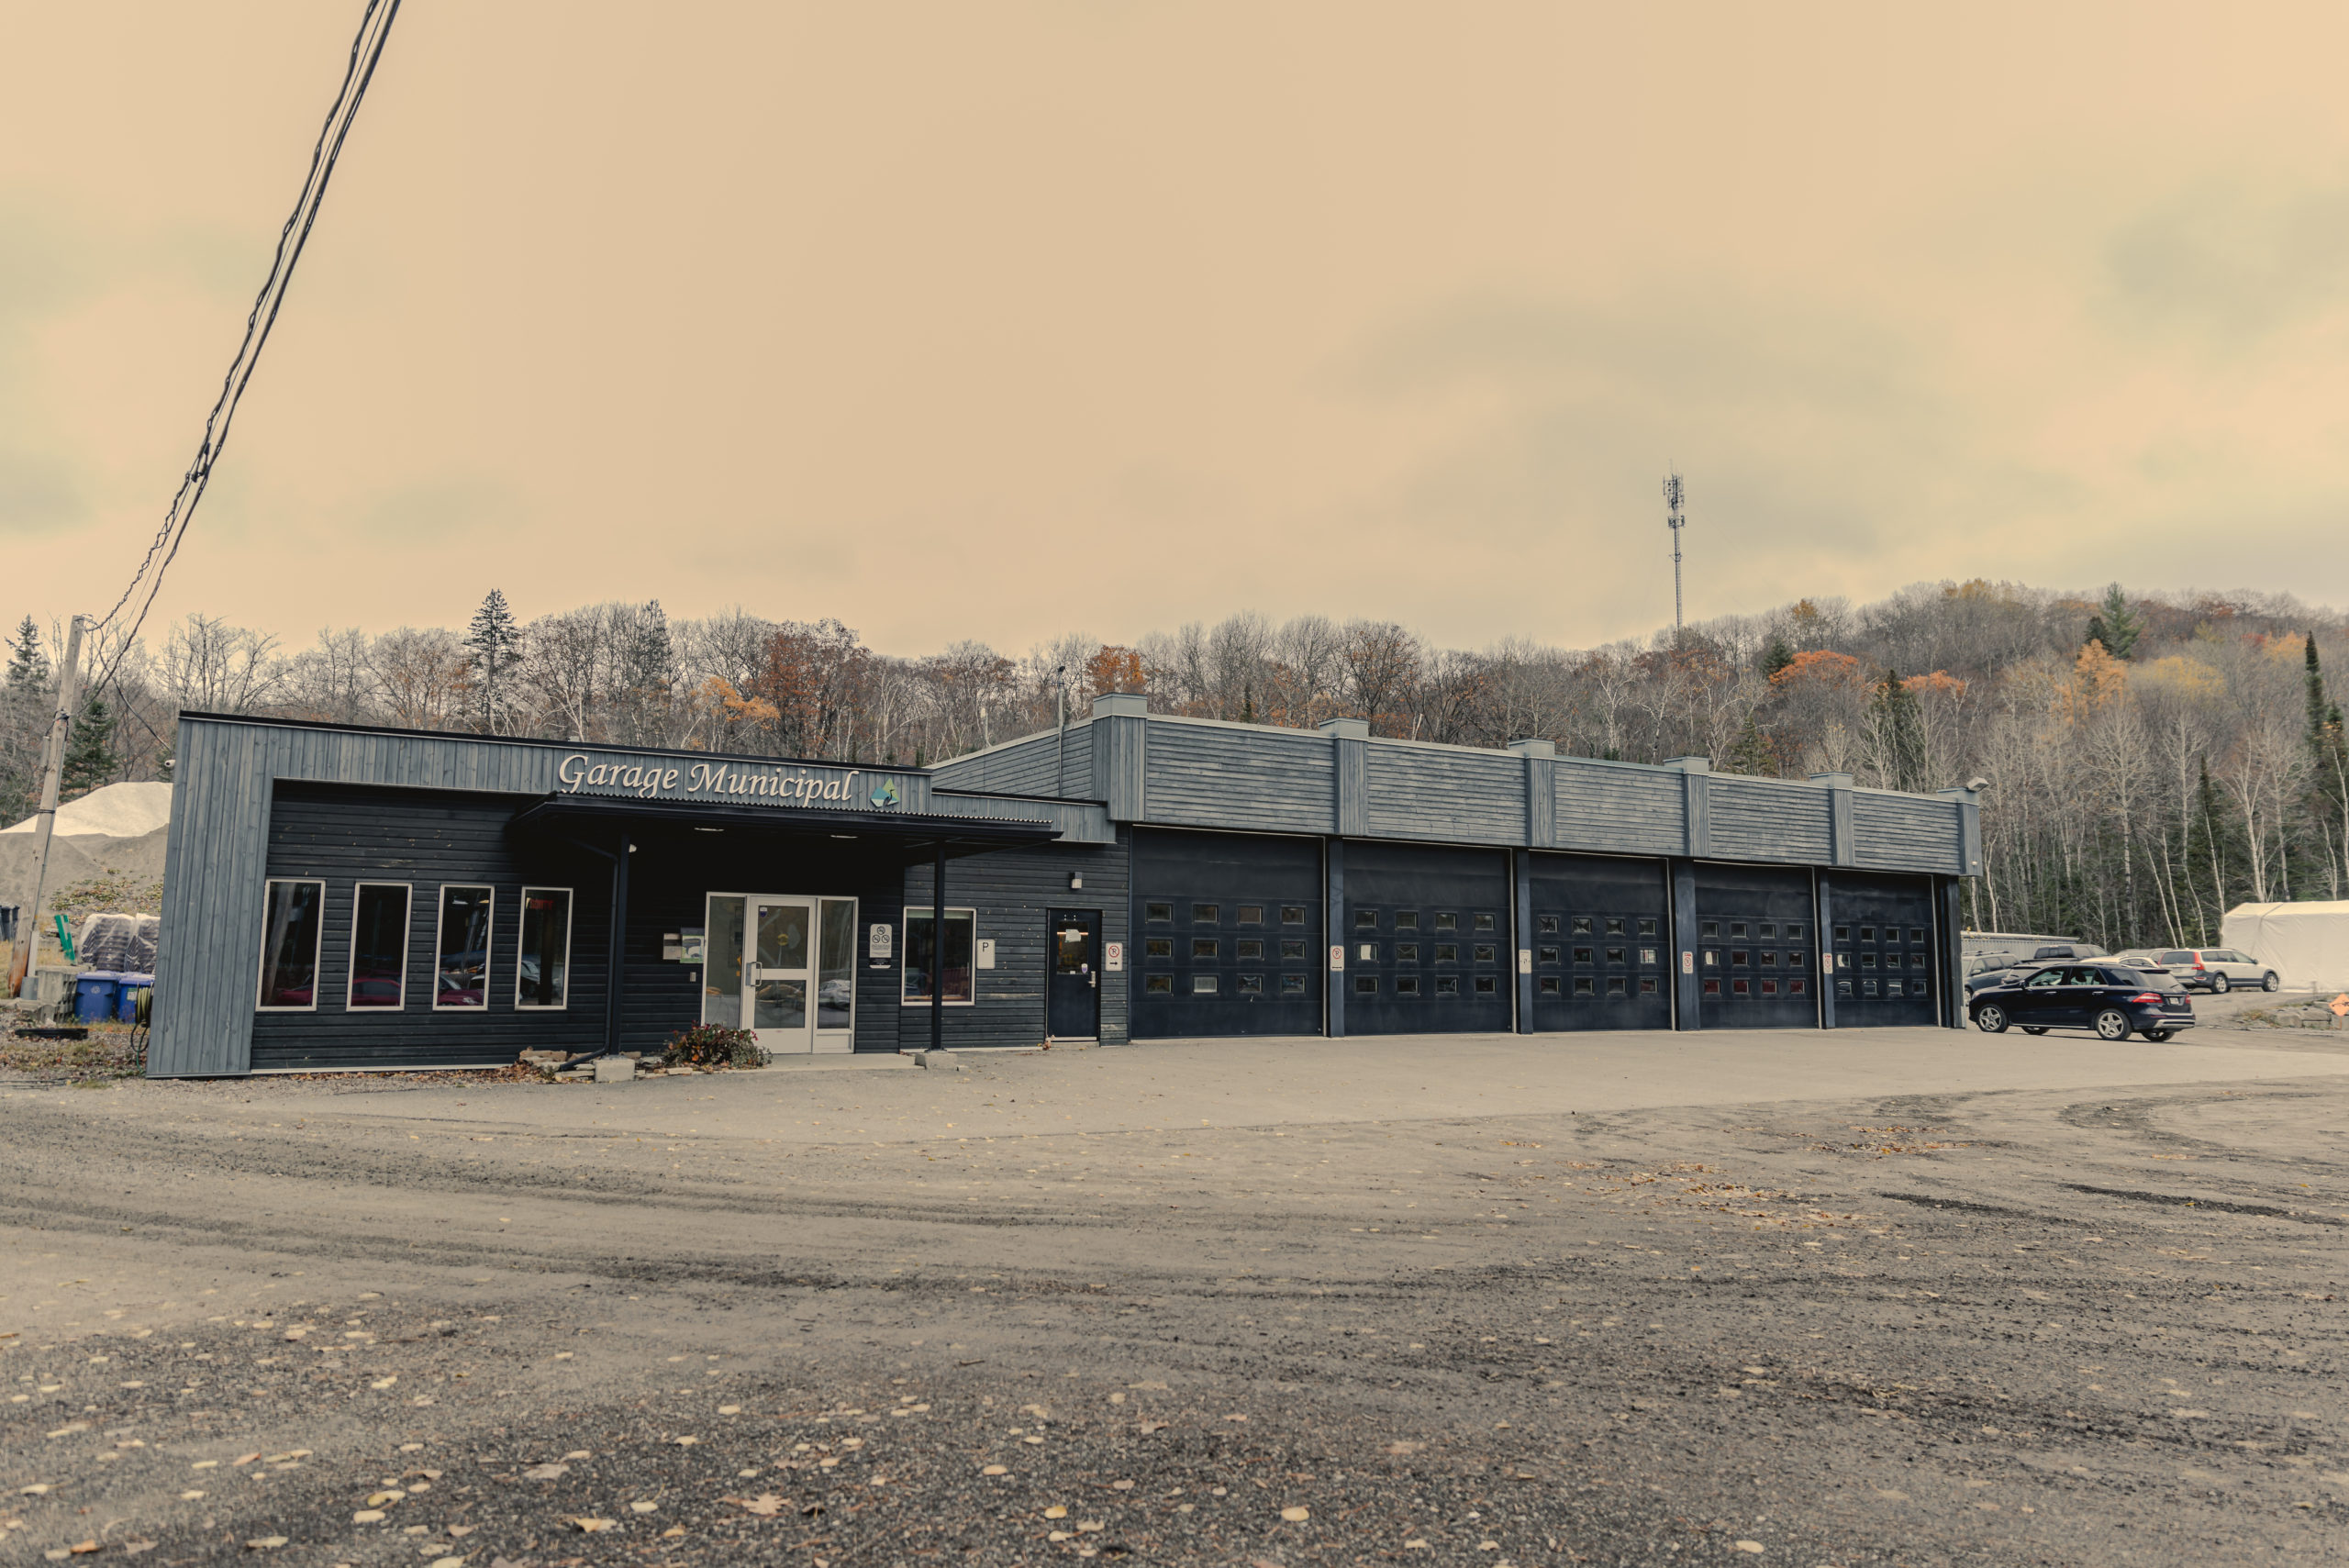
[0,1021,148,1082]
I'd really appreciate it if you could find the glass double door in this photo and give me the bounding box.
[704,894,857,1054]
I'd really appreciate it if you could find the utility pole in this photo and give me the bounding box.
[1663,470,1687,640]
[19,614,86,1003]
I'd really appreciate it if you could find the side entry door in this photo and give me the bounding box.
[1047,909,1101,1040]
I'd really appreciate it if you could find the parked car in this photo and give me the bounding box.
[2154,948,2280,994]
[1963,940,2111,995]
[2110,952,2174,975]
[1968,962,2197,1041]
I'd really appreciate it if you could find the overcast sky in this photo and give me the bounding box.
[5,2,2346,659]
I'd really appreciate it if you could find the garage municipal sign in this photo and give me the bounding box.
[555,751,886,810]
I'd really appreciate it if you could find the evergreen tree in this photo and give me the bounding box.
[1724,711,1776,776]
[462,589,522,732]
[2305,635,2349,896]
[0,616,51,825]
[60,695,117,795]
[5,615,47,691]
[2304,635,2339,762]
[2186,758,2232,941]
[2083,582,2143,660]
[1760,633,1795,680]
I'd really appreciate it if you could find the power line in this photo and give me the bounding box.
[83,0,406,710]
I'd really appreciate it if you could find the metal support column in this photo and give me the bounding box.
[1512,848,1535,1033]
[1816,872,1837,1029]
[1670,858,1700,1029]
[1324,837,1345,1038]
[931,840,946,1053]
[1938,875,1965,1029]
[605,829,630,1058]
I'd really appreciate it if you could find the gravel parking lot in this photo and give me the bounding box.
[3,1027,2344,1565]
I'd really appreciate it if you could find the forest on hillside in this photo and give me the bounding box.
[6,579,2346,953]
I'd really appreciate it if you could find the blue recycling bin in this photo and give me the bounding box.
[117,973,154,1023]
[75,972,124,1024]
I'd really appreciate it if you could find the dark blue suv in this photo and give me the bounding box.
[1968,962,2196,1041]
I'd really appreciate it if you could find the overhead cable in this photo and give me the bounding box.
[84,0,406,706]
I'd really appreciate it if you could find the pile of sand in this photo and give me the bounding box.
[2,783,173,926]
[3,781,174,838]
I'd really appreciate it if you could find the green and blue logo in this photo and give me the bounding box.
[869,778,901,809]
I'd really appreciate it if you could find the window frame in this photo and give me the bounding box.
[901,906,978,1006]
[255,877,327,1013]
[431,883,496,1012]
[345,880,412,1011]
[515,884,575,1011]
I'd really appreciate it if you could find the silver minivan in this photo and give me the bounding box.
[2156,948,2280,993]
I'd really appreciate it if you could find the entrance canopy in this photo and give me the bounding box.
[507,794,1063,858]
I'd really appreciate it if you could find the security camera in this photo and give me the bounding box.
[1965,776,1988,793]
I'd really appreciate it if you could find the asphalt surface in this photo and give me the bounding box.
[3,1025,2345,1566]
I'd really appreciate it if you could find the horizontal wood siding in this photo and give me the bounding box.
[933,730,1086,797]
[150,716,1055,1074]
[1364,745,1527,844]
[1707,777,1834,863]
[1553,762,1686,856]
[900,829,1131,1050]
[1144,723,1336,834]
[250,784,610,1070]
[250,782,917,1068]
[1853,793,1962,873]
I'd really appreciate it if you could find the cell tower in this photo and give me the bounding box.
[1662,469,1687,638]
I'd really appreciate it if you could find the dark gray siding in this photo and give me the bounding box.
[1364,744,1526,844]
[933,728,1090,798]
[1708,777,1834,863]
[151,716,963,1075]
[1144,722,1336,834]
[247,781,915,1070]
[1553,762,1686,856]
[252,785,608,1069]
[1854,793,1961,872]
[900,828,1130,1050]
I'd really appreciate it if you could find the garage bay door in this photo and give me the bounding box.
[1526,851,1672,1032]
[1131,829,1323,1038]
[1822,872,1940,1027]
[1692,863,1819,1029]
[1342,841,1512,1035]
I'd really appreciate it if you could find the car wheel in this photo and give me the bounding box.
[2143,1029,2174,1042]
[2262,972,2280,992]
[1974,1004,2008,1034]
[2093,1007,2132,1040]
[2210,973,2231,994]
[2022,1026,2048,1035]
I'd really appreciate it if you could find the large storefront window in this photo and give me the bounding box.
[347,883,410,1009]
[256,879,324,1010]
[903,908,975,1006]
[517,887,573,1009]
[434,885,494,1009]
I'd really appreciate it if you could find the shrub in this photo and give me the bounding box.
[662,1024,763,1069]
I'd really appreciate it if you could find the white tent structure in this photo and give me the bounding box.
[2221,902,2349,990]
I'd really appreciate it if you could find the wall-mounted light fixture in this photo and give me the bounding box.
[1069,873,1084,890]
